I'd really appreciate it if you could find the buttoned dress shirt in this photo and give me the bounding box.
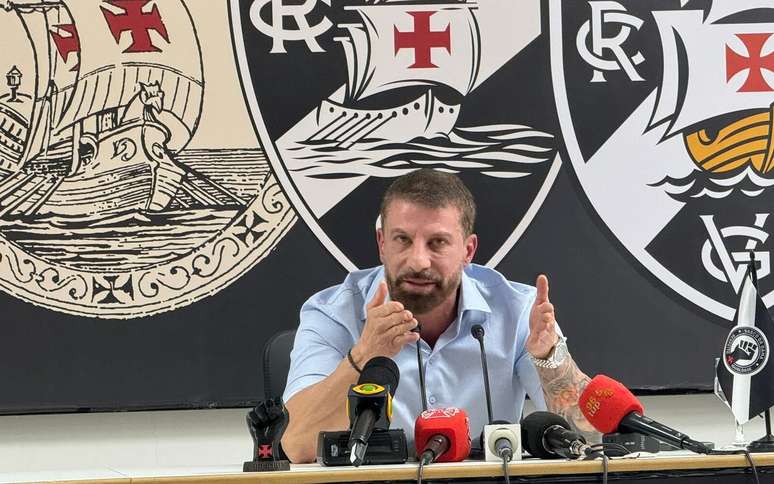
[283,263,551,448]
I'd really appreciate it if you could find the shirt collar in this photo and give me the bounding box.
[360,266,492,322]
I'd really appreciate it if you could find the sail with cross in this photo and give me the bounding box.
[0,0,203,218]
[648,8,774,176]
[312,1,480,147]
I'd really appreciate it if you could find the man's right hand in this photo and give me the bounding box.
[350,281,420,365]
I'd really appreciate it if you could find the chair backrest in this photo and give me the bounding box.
[262,330,296,400]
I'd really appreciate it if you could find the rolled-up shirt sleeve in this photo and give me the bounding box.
[282,303,356,403]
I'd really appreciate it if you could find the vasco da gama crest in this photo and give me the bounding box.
[551,0,774,320]
[231,0,561,269]
[0,0,293,318]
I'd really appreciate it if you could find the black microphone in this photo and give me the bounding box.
[471,324,494,425]
[521,411,589,460]
[347,356,400,466]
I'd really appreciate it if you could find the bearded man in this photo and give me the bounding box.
[281,169,595,463]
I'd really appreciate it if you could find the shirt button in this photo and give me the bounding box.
[428,396,437,405]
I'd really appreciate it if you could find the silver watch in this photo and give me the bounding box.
[529,336,569,369]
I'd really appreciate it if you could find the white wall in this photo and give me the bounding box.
[0,394,764,475]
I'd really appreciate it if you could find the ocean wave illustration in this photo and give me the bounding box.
[285,124,556,180]
[651,166,774,201]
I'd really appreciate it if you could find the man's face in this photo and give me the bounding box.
[377,199,477,315]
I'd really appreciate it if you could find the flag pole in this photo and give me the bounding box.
[747,251,774,452]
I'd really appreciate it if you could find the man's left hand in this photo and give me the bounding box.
[526,274,558,359]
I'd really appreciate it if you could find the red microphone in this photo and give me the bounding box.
[414,407,471,463]
[579,375,710,454]
[578,375,643,434]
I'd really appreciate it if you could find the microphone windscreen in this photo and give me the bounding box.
[520,411,571,459]
[359,356,400,395]
[579,375,644,434]
[414,407,471,462]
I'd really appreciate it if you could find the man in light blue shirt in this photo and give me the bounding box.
[281,169,595,463]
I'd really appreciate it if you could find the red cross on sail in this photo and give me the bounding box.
[100,0,170,54]
[50,24,80,72]
[726,33,774,93]
[339,2,479,102]
[394,11,451,69]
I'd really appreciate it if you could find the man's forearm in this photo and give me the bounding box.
[536,356,601,443]
[282,358,360,463]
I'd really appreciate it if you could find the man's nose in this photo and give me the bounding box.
[407,242,432,272]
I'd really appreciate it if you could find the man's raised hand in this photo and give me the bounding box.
[526,274,559,359]
[351,281,419,365]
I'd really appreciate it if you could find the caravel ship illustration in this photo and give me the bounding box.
[311,1,480,147]
[0,0,203,218]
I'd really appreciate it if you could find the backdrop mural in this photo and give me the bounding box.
[0,0,769,413]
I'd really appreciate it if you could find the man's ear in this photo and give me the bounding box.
[464,233,478,264]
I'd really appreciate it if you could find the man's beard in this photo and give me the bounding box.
[385,267,462,315]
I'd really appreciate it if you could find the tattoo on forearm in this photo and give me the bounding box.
[536,356,601,443]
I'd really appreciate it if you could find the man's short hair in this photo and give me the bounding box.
[380,169,476,236]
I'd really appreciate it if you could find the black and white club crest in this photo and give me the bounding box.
[723,325,769,376]
[550,0,774,321]
[230,0,561,270]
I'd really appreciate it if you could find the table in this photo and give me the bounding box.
[2,452,773,484]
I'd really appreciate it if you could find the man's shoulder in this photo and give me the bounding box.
[304,266,383,317]
[465,264,536,301]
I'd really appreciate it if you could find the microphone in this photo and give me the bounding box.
[471,324,494,425]
[472,323,520,461]
[414,407,471,464]
[579,375,711,454]
[483,422,520,462]
[521,411,589,459]
[347,356,400,466]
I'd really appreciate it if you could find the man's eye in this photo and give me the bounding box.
[395,235,409,243]
[431,239,449,248]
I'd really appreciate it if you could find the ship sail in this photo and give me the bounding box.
[340,2,480,102]
[649,9,774,137]
[53,0,203,151]
[13,1,79,164]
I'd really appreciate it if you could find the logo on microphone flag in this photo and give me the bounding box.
[716,262,774,424]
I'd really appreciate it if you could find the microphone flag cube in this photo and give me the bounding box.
[347,383,392,430]
[578,375,644,434]
[414,407,471,462]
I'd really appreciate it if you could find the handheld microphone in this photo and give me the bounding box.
[579,375,711,454]
[414,407,471,463]
[471,324,494,425]
[347,356,400,466]
[521,411,589,459]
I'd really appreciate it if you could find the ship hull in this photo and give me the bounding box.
[312,91,460,147]
[684,106,774,175]
[11,122,184,218]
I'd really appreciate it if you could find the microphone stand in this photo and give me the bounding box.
[414,324,428,411]
[471,324,494,425]
[748,410,774,452]
[744,252,774,452]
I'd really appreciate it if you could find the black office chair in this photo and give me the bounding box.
[262,329,296,400]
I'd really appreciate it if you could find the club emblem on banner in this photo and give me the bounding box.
[0,1,294,318]
[550,0,774,320]
[230,0,561,270]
